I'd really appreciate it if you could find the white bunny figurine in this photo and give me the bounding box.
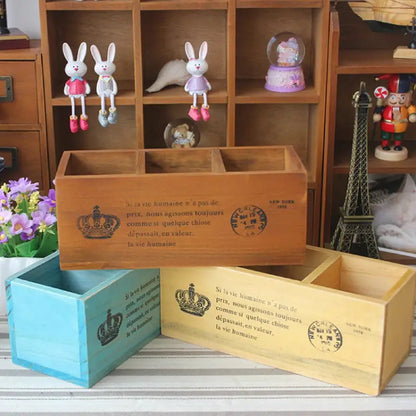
[63,42,90,133]
[90,42,118,127]
[184,41,211,122]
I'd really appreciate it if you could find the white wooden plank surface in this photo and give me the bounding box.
[0,312,415,414]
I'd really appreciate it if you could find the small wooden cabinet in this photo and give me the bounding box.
[322,2,416,261]
[0,42,49,192]
[39,0,330,245]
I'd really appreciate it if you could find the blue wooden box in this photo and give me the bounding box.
[6,252,160,387]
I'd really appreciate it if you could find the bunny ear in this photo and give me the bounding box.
[107,42,116,63]
[90,44,102,63]
[77,42,87,62]
[62,42,73,62]
[185,42,195,60]
[198,41,208,60]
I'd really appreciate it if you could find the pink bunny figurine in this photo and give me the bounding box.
[63,42,90,133]
[184,41,211,122]
[90,42,118,127]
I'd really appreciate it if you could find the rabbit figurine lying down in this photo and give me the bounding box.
[184,41,212,122]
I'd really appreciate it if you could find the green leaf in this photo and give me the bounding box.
[33,225,58,258]
[15,237,41,257]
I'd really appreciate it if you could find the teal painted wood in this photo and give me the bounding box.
[6,251,161,387]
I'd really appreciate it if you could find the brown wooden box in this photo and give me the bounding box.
[161,246,416,395]
[55,146,307,270]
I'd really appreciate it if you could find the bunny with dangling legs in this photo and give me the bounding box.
[184,41,211,122]
[63,42,90,133]
[90,42,118,127]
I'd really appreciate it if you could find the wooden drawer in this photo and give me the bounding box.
[0,132,43,187]
[0,61,38,125]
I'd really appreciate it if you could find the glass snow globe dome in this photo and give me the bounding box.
[265,32,306,93]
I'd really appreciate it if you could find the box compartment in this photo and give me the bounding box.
[7,252,160,387]
[55,145,307,269]
[160,246,416,395]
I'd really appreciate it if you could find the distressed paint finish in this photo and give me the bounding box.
[6,252,160,387]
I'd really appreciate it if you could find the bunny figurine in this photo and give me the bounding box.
[184,41,211,122]
[63,42,90,133]
[90,42,118,127]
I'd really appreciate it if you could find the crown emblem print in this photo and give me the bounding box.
[77,205,120,239]
[175,283,211,317]
[97,309,123,346]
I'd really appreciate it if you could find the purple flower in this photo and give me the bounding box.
[0,231,7,244]
[10,213,33,236]
[0,190,9,208]
[32,209,56,232]
[0,209,11,225]
[8,178,39,197]
[39,189,56,211]
[20,229,36,241]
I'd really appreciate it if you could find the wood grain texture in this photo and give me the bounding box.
[6,252,161,387]
[55,146,307,269]
[161,245,416,395]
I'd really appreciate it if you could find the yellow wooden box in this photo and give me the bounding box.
[161,246,416,395]
[55,146,306,270]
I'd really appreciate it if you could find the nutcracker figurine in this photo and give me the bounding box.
[373,74,416,161]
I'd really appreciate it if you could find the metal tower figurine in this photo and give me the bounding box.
[331,82,380,259]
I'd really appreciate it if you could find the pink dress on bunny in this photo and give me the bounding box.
[186,76,210,93]
[66,77,88,96]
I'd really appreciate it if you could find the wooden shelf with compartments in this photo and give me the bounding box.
[322,2,416,262]
[0,41,50,193]
[39,0,330,244]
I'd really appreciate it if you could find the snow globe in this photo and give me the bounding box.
[163,118,200,148]
[265,32,305,93]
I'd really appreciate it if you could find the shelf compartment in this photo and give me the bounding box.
[236,8,324,97]
[235,103,319,185]
[143,79,227,104]
[45,10,134,100]
[337,49,416,75]
[235,79,319,104]
[333,141,416,175]
[141,10,227,96]
[237,0,323,8]
[143,104,227,149]
[45,0,133,10]
[140,0,228,10]
[52,106,138,160]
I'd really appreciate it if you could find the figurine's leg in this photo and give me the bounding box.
[79,96,89,131]
[108,94,118,125]
[393,133,403,151]
[69,96,78,133]
[98,94,109,127]
[381,130,391,150]
[200,92,210,122]
[188,93,201,121]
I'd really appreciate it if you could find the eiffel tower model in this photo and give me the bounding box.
[331,82,380,259]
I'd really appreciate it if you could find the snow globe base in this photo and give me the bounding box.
[265,64,305,93]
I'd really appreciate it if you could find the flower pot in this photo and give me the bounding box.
[0,257,42,315]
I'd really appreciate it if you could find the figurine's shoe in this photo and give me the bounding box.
[201,105,210,122]
[69,115,78,133]
[394,145,402,151]
[188,106,201,121]
[98,110,109,127]
[108,107,118,124]
[382,146,390,151]
[80,115,89,131]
